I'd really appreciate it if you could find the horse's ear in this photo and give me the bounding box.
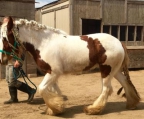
[7,16,14,31]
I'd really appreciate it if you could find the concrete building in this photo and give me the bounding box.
[35,0,144,68]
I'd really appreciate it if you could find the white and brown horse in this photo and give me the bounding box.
[0,17,140,115]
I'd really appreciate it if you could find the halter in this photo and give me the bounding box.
[0,26,24,64]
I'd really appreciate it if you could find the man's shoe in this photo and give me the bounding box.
[28,88,36,103]
[4,87,18,104]
[4,98,18,104]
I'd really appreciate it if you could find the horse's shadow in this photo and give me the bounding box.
[103,101,144,114]
[57,101,144,118]
[19,97,45,105]
[30,97,45,105]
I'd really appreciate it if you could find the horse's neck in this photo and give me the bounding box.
[19,26,53,47]
[18,26,64,55]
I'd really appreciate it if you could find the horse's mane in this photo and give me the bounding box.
[15,19,67,35]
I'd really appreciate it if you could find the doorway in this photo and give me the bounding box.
[82,19,101,35]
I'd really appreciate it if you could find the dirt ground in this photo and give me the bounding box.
[0,70,144,119]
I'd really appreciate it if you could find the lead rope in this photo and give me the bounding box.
[13,66,37,92]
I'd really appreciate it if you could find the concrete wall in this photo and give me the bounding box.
[41,0,70,34]
[0,0,35,20]
[35,8,42,24]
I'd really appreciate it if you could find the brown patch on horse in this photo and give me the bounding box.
[0,17,16,62]
[0,21,2,26]
[80,35,107,71]
[4,17,16,53]
[7,16,14,32]
[99,65,111,78]
[23,42,51,74]
[3,16,15,48]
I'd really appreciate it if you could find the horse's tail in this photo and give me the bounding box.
[117,43,140,100]
[117,43,129,96]
[121,43,129,69]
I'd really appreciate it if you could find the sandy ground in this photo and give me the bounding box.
[0,70,144,119]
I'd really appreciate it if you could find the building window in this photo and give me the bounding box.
[128,26,134,41]
[103,25,110,34]
[120,26,126,41]
[103,25,144,46]
[112,26,118,38]
[136,26,143,41]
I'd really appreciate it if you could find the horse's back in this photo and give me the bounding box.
[87,33,121,47]
[60,33,125,72]
[83,33,124,56]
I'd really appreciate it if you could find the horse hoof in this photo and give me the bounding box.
[126,105,137,110]
[83,106,102,115]
[45,103,65,116]
[46,107,55,116]
[83,106,89,114]
[126,101,139,110]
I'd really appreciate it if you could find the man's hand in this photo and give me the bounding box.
[14,60,20,68]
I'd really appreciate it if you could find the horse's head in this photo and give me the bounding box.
[0,16,22,64]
